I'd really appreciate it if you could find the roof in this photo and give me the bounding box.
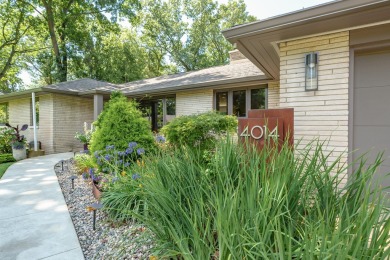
[43,78,119,93]
[223,0,390,79]
[119,59,266,96]
[0,79,118,102]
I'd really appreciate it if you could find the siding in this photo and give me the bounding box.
[176,89,213,116]
[52,94,94,152]
[279,31,350,185]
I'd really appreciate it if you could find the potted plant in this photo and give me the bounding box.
[5,123,28,161]
[75,122,94,151]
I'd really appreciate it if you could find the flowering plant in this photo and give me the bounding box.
[90,141,146,191]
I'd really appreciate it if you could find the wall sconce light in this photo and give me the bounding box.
[305,53,318,91]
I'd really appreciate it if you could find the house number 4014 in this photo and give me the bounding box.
[240,125,279,140]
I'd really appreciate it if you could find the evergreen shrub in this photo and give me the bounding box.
[90,92,155,154]
[0,154,16,163]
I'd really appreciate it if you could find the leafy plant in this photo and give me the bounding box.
[0,128,14,153]
[161,111,237,151]
[90,92,155,154]
[0,154,16,163]
[74,153,97,174]
[74,122,94,145]
[5,123,28,149]
[122,139,390,259]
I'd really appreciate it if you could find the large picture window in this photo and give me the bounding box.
[215,85,267,117]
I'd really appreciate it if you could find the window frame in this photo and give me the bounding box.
[214,84,268,118]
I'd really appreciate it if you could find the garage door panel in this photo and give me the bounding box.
[355,51,390,88]
[354,86,390,125]
[353,126,390,165]
[353,50,390,196]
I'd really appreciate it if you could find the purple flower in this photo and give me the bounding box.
[128,142,137,148]
[125,148,133,155]
[104,154,111,161]
[118,151,125,157]
[82,172,89,180]
[132,174,141,180]
[137,148,145,155]
[156,135,166,143]
[106,145,115,150]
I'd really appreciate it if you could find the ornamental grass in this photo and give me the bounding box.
[103,138,390,259]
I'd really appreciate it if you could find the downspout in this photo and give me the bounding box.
[32,92,38,151]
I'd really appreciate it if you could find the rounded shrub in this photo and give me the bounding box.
[161,111,237,150]
[90,92,155,154]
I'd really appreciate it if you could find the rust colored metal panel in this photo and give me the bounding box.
[238,108,294,149]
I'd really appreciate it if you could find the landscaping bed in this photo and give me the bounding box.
[55,158,154,259]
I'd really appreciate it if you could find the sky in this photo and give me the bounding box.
[216,0,333,20]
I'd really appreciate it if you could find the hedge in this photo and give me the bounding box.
[0,154,16,164]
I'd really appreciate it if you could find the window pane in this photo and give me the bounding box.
[251,88,266,109]
[233,90,246,117]
[216,92,228,115]
[166,97,175,116]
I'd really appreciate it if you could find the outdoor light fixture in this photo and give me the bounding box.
[305,53,318,91]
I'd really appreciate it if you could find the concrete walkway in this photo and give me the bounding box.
[0,153,84,260]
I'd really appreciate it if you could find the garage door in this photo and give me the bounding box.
[353,49,390,197]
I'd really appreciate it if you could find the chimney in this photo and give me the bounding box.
[229,49,247,63]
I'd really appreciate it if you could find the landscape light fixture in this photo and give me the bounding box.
[305,52,318,91]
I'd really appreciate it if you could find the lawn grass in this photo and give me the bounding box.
[0,162,14,179]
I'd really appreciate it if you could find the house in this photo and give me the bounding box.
[0,52,269,153]
[0,79,119,154]
[222,0,390,189]
[1,0,389,192]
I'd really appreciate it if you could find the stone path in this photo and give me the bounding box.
[0,153,84,260]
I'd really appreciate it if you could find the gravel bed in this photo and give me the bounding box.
[55,158,154,259]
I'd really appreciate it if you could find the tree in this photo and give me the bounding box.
[0,0,41,92]
[141,0,256,72]
[22,0,141,82]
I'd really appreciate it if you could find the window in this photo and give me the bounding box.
[216,92,228,115]
[30,97,39,126]
[251,88,266,109]
[0,103,8,125]
[233,90,246,117]
[215,85,267,117]
[138,96,176,131]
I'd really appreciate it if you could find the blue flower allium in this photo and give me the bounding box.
[125,148,133,155]
[106,145,115,150]
[137,148,145,155]
[156,135,166,143]
[118,159,123,164]
[118,151,125,157]
[132,174,141,180]
[104,154,111,161]
[128,142,137,148]
[82,172,89,180]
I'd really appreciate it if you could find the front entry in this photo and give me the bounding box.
[353,48,390,196]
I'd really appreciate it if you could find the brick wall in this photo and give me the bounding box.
[8,94,54,153]
[279,31,350,185]
[176,89,213,116]
[268,82,280,108]
[52,94,94,152]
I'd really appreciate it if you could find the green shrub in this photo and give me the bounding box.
[161,111,237,150]
[90,92,155,154]
[0,128,14,153]
[120,140,390,259]
[0,154,16,163]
